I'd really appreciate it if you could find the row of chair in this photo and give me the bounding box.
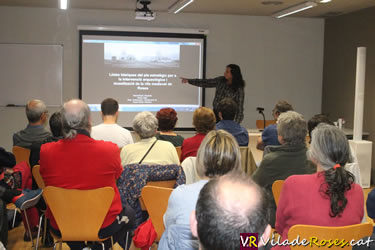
[12,146,374,249]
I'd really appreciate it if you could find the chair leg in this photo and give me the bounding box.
[23,209,35,247]
[111,236,114,249]
[35,214,43,250]
[43,214,47,245]
[125,231,129,250]
[12,209,17,228]
[59,241,62,250]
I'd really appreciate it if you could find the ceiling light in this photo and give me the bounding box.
[272,1,317,18]
[319,0,332,3]
[168,0,194,14]
[59,0,68,10]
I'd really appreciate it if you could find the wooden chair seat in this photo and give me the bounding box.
[141,186,173,242]
[43,186,115,248]
[288,223,373,249]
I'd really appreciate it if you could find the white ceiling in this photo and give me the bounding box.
[0,0,374,18]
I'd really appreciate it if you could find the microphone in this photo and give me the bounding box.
[256,107,266,130]
[256,107,264,113]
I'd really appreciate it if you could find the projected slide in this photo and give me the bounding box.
[80,32,205,128]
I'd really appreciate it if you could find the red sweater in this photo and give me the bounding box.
[40,134,123,229]
[274,172,364,250]
[180,133,206,162]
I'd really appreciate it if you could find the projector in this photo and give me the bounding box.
[135,0,156,21]
[135,11,156,21]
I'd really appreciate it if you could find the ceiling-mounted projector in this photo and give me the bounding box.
[135,0,156,21]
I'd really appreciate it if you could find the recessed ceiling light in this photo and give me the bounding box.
[319,0,332,3]
[59,0,68,10]
[261,1,283,5]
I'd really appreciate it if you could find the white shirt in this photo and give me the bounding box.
[120,137,180,166]
[91,123,133,148]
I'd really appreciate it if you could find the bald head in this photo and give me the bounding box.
[26,99,47,124]
[217,176,261,218]
[192,172,270,250]
[61,99,91,139]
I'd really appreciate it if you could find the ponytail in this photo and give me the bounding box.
[319,166,354,217]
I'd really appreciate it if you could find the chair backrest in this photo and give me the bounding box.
[239,147,257,175]
[272,180,284,206]
[256,120,276,130]
[139,180,176,211]
[288,223,373,249]
[43,186,114,241]
[12,146,31,165]
[175,146,182,160]
[147,180,176,188]
[32,165,45,189]
[141,186,173,242]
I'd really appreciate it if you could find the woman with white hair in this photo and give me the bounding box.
[274,124,364,250]
[120,111,179,166]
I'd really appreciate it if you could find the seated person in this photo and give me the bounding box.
[161,130,241,249]
[308,114,362,185]
[29,111,64,169]
[256,100,293,150]
[13,99,51,148]
[120,111,180,166]
[91,98,133,148]
[216,98,249,146]
[252,111,315,227]
[0,147,43,247]
[274,124,364,250]
[181,156,199,185]
[190,172,271,250]
[155,108,184,147]
[180,107,216,162]
[360,187,375,249]
[40,99,134,250]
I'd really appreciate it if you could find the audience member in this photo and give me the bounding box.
[190,172,271,250]
[13,99,51,148]
[256,100,293,150]
[91,98,133,148]
[0,147,43,246]
[180,107,216,162]
[29,111,64,169]
[308,114,362,185]
[40,99,134,250]
[307,113,333,142]
[274,124,364,250]
[155,108,184,147]
[252,111,315,227]
[216,98,249,146]
[160,130,241,249]
[120,111,179,166]
[360,188,375,249]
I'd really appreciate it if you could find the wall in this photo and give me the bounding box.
[0,6,324,151]
[322,7,375,182]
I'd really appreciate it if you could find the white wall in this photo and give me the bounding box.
[0,6,324,151]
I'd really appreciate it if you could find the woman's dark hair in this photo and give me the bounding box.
[49,111,63,137]
[308,124,354,217]
[227,64,245,89]
[156,108,178,131]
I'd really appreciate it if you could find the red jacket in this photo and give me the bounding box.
[180,133,206,162]
[40,134,123,229]
[274,172,364,250]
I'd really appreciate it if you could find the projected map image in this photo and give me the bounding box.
[104,42,180,69]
